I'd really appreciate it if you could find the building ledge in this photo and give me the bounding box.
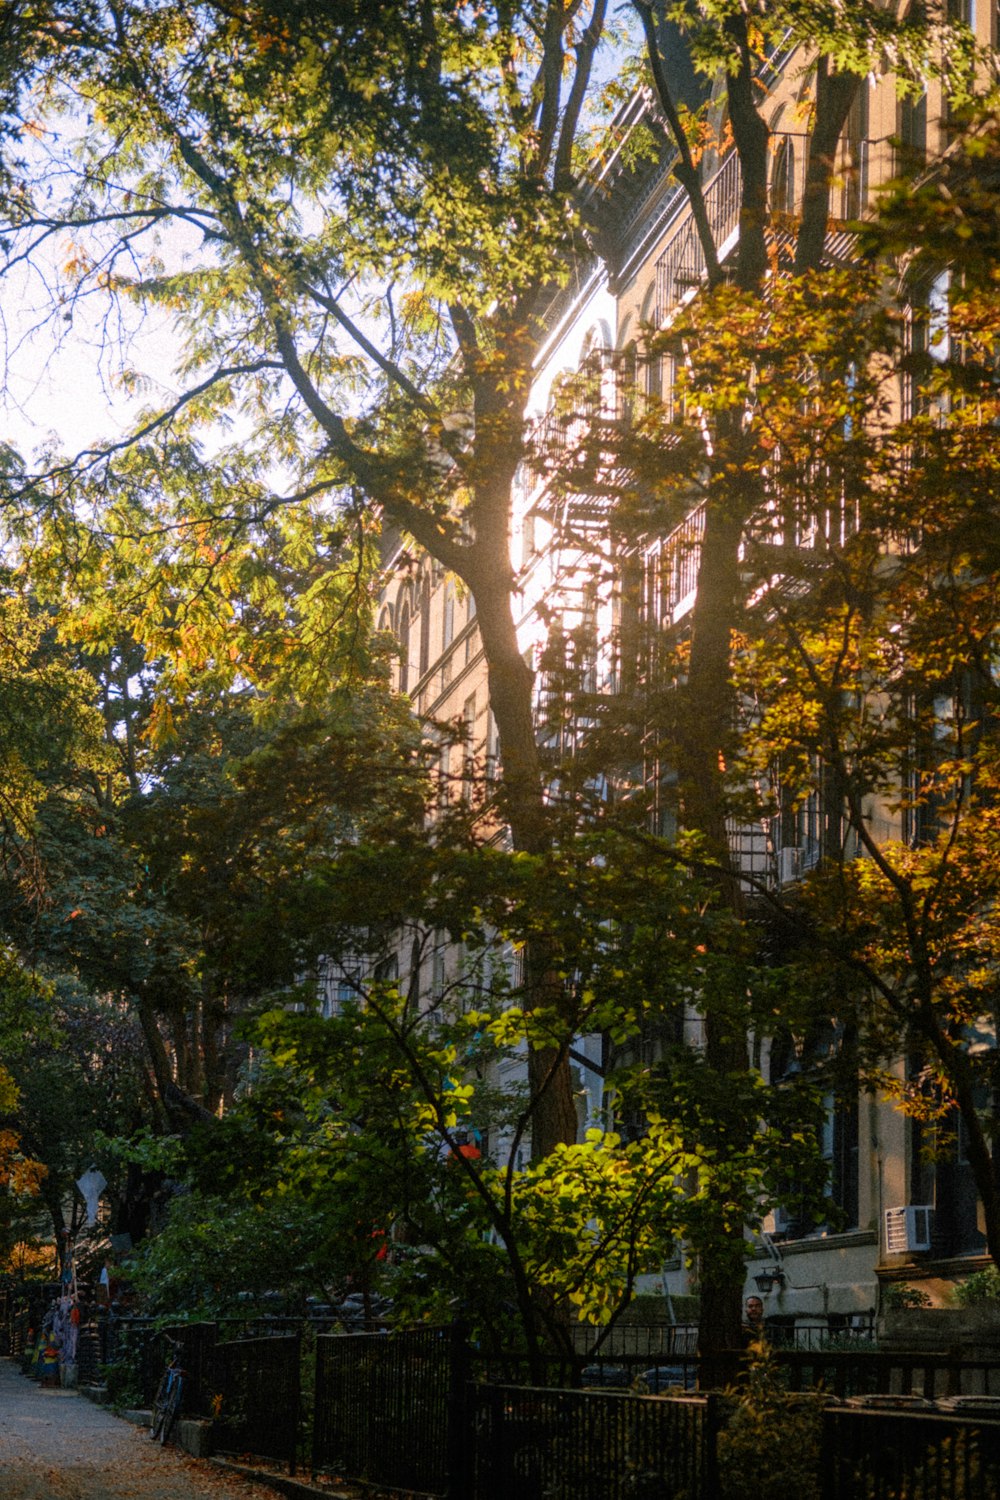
[878,1253,992,1283]
[773,1229,878,1257]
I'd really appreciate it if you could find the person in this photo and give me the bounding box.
[98,1255,122,1306]
[742,1295,767,1344]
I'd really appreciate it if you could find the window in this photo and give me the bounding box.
[398,600,411,694]
[772,136,795,216]
[902,299,930,421]
[898,91,928,170]
[373,952,398,984]
[462,694,477,800]
[485,710,500,784]
[442,582,455,652]
[840,85,869,220]
[321,964,360,1018]
[662,351,678,423]
[644,347,662,405]
[770,1028,858,1238]
[574,585,599,696]
[437,743,451,808]
[823,1089,860,1230]
[418,573,431,678]
[617,343,638,427]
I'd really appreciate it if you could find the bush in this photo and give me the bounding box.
[955,1268,1000,1306]
[100,1352,145,1412]
[125,1194,342,1318]
[717,1342,822,1500]
[882,1283,932,1310]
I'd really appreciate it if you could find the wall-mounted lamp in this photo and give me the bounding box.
[754,1267,786,1293]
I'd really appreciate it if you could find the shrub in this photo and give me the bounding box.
[882,1283,932,1310]
[99,1352,144,1412]
[955,1268,1000,1306]
[717,1342,822,1500]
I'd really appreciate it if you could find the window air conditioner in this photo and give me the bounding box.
[884,1204,933,1254]
[778,847,802,886]
[771,1205,807,1238]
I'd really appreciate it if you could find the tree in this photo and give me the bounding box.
[2,1,985,1353]
[724,121,1000,1264]
[584,0,979,1349]
[582,101,1000,1299]
[144,811,829,1369]
[0,1056,46,1259]
[3,0,624,1160]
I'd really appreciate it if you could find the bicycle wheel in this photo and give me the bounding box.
[150,1371,172,1441]
[158,1376,183,1445]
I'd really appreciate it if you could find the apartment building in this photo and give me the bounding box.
[368,9,999,1334]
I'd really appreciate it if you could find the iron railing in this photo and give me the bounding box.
[10,1295,1000,1499]
[211,1332,301,1473]
[781,1349,1000,1401]
[471,1384,719,1500]
[821,1406,1000,1500]
[652,134,879,323]
[312,1324,464,1495]
[654,149,741,323]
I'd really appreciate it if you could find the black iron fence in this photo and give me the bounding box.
[471,1383,719,1500]
[499,1344,1000,1404]
[9,1293,1000,1496]
[779,1348,1000,1401]
[821,1406,1000,1500]
[211,1332,300,1472]
[103,1314,161,1405]
[313,1325,465,1495]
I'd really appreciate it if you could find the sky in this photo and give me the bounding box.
[1,213,196,465]
[0,5,640,473]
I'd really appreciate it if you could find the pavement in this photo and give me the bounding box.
[0,1358,286,1500]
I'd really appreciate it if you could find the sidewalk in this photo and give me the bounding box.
[0,1358,284,1500]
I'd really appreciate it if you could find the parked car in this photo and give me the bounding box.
[638,1363,697,1393]
[580,1363,631,1388]
[334,1291,393,1327]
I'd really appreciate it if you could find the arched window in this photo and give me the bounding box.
[772,136,795,216]
[617,341,638,427]
[639,285,662,404]
[840,85,869,220]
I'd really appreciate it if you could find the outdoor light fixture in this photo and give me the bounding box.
[754,1267,786,1293]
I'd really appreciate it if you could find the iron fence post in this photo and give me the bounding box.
[311,1334,327,1478]
[289,1331,302,1475]
[704,1391,722,1499]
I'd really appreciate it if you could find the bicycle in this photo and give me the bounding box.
[150,1334,184,1445]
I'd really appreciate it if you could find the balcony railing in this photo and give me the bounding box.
[654,149,742,324]
[645,501,706,627]
[653,133,880,324]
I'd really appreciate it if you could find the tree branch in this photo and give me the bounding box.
[633,0,724,290]
[554,0,609,189]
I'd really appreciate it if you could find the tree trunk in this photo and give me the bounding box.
[470,548,580,1160]
[795,62,860,275]
[678,438,754,1356]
